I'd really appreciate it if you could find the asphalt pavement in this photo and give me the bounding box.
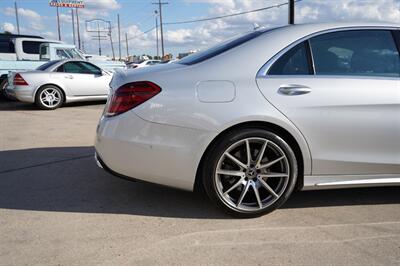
[0,100,399,265]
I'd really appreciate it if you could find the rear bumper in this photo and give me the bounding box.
[94,111,213,191]
[5,86,35,103]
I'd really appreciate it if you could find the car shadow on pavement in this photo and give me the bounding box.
[0,99,105,111]
[0,146,399,219]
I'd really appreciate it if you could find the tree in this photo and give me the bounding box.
[3,31,12,35]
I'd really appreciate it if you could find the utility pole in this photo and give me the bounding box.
[71,9,76,45]
[155,11,159,59]
[76,8,81,49]
[14,1,20,34]
[153,0,168,58]
[125,33,129,59]
[56,6,61,40]
[288,0,295,25]
[117,14,121,60]
[97,21,101,56]
[109,26,115,60]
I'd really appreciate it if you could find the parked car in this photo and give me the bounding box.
[0,35,125,93]
[6,59,112,110]
[126,59,161,69]
[95,22,400,217]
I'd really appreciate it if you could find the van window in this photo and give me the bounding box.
[0,40,15,53]
[22,41,44,54]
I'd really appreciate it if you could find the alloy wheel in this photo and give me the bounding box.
[214,137,290,212]
[39,88,61,108]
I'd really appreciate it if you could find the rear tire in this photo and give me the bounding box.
[202,128,298,218]
[0,79,9,100]
[35,85,64,110]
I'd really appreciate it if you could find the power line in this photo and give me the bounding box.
[164,0,302,25]
[112,26,156,44]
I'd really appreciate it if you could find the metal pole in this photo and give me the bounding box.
[97,21,101,56]
[71,9,76,45]
[14,1,20,34]
[117,14,121,60]
[76,8,81,49]
[288,0,295,25]
[56,6,61,40]
[109,25,115,60]
[125,33,129,59]
[155,16,159,59]
[158,0,165,58]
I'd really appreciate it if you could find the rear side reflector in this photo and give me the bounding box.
[13,73,28,86]
[105,81,161,117]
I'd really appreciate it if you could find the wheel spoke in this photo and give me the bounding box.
[216,169,245,177]
[255,140,268,166]
[258,155,285,170]
[223,178,244,195]
[225,152,247,170]
[252,182,262,209]
[236,181,251,207]
[245,139,251,166]
[258,173,288,178]
[257,177,279,198]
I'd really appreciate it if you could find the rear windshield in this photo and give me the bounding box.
[36,60,61,71]
[178,29,269,65]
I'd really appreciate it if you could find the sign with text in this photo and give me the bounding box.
[49,0,84,8]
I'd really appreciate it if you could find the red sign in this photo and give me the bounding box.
[49,0,84,8]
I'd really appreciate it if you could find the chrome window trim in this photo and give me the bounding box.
[256,26,400,79]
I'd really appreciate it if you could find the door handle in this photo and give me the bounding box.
[278,85,311,96]
[64,75,74,79]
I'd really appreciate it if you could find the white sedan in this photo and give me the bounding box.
[126,60,161,69]
[6,59,112,110]
[95,22,400,217]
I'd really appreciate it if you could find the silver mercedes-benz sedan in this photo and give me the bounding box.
[6,59,112,110]
[95,22,400,217]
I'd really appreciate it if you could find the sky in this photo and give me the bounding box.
[1,0,399,58]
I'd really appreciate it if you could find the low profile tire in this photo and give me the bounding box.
[202,128,298,218]
[35,85,64,110]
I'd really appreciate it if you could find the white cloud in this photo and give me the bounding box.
[84,0,120,10]
[2,22,15,33]
[3,7,42,21]
[159,0,400,53]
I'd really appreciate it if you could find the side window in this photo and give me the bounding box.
[310,30,400,77]
[0,40,15,53]
[22,41,43,54]
[59,62,86,73]
[78,62,101,75]
[56,49,70,59]
[268,42,311,75]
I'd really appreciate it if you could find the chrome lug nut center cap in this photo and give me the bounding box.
[246,168,257,179]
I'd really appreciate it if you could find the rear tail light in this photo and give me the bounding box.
[105,81,161,117]
[13,73,28,86]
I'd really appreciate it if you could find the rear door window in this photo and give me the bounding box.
[310,30,400,77]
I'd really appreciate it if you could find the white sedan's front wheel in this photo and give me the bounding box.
[203,128,298,217]
[35,86,64,110]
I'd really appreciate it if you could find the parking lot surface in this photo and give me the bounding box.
[0,100,399,265]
